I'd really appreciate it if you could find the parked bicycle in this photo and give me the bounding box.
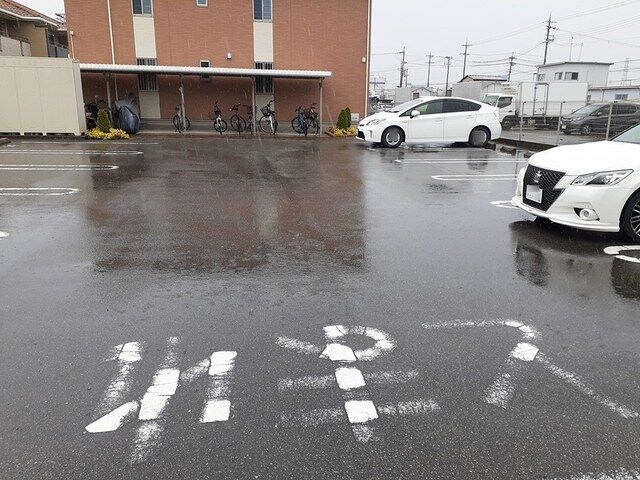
[229,104,247,134]
[291,103,320,136]
[293,105,308,136]
[259,100,278,134]
[211,101,227,134]
[173,104,191,133]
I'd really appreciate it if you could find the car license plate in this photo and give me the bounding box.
[526,185,543,203]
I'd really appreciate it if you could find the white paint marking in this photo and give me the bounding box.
[432,174,518,181]
[85,401,139,433]
[276,336,322,355]
[0,149,142,155]
[491,200,519,210]
[344,400,378,424]
[179,359,209,382]
[483,364,518,409]
[0,164,118,171]
[199,351,237,423]
[0,187,79,196]
[547,467,640,480]
[321,343,357,362]
[510,342,539,362]
[131,337,180,464]
[422,320,538,339]
[335,367,366,390]
[536,353,639,419]
[91,342,144,419]
[0,231,8,239]
[277,370,420,392]
[604,246,640,264]
[397,159,525,164]
[377,398,441,416]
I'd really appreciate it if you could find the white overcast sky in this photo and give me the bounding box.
[22,0,640,86]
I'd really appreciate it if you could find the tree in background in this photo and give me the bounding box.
[96,108,111,134]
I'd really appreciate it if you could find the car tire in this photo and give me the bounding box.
[620,190,640,242]
[501,118,513,130]
[581,124,592,135]
[381,126,403,148]
[469,127,490,148]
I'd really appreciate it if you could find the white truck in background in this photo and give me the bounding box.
[451,81,589,130]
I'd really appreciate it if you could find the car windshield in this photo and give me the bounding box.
[570,104,602,116]
[483,95,500,106]
[388,99,426,113]
[612,124,640,144]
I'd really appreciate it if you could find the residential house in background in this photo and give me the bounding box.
[63,0,372,122]
[0,0,67,58]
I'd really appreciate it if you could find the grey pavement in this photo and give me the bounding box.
[0,137,639,480]
[500,128,600,146]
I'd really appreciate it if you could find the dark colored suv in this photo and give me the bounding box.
[561,102,640,136]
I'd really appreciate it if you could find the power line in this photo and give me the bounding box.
[555,0,640,21]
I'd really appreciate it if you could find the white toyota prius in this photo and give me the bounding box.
[357,97,502,148]
[512,123,640,241]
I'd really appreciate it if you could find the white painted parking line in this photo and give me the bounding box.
[547,467,640,480]
[604,246,640,264]
[395,159,526,164]
[277,370,420,392]
[0,150,142,155]
[0,187,79,196]
[18,141,158,145]
[0,164,118,171]
[432,174,518,181]
[422,320,638,418]
[491,200,519,210]
[86,337,238,464]
[0,231,7,238]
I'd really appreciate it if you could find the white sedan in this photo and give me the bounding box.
[512,124,640,241]
[357,97,502,148]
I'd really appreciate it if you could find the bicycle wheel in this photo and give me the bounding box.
[173,114,183,132]
[310,116,320,135]
[214,118,227,133]
[259,115,272,133]
[230,115,246,133]
[291,117,305,134]
[272,117,278,134]
[184,117,191,131]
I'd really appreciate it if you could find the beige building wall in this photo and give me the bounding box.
[133,15,160,118]
[16,23,48,57]
[0,57,85,135]
[253,22,273,63]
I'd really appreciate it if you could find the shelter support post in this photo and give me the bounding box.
[179,75,186,135]
[319,78,324,134]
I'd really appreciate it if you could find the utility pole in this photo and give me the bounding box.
[461,40,471,78]
[398,46,406,87]
[543,14,557,65]
[444,56,452,96]
[507,52,516,82]
[426,52,433,89]
[622,58,630,85]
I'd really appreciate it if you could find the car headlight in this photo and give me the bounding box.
[366,119,383,126]
[571,170,633,186]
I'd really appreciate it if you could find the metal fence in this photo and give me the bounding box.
[504,99,640,147]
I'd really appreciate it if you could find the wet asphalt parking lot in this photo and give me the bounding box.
[1,136,640,480]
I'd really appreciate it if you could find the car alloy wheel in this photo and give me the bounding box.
[621,191,640,242]
[382,127,403,148]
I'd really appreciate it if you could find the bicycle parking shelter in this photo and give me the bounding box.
[79,63,333,134]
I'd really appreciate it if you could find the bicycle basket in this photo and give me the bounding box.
[260,106,271,116]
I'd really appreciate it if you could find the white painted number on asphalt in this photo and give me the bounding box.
[277,325,439,443]
[86,338,238,464]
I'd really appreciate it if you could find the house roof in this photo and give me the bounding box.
[538,61,613,68]
[460,75,509,82]
[0,0,60,26]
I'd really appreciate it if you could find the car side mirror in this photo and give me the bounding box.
[410,110,420,118]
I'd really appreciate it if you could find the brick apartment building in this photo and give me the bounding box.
[64,0,372,125]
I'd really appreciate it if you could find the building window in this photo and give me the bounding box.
[132,0,152,15]
[554,72,563,80]
[615,94,629,100]
[196,0,207,5]
[565,72,579,80]
[254,0,272,21]
[255,62,273,94]
[536,74,545,81]
[137,58,157,91]
[200,60,211,79]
